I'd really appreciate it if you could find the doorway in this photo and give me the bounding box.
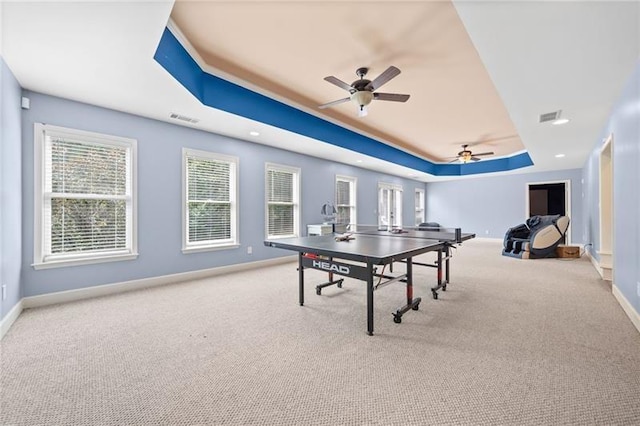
[378,182,403,229]
[526,180,571,244]
[598,134,613,281]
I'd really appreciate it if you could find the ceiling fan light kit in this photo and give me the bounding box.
[459,152,473,163]
[319,66,410,117]
[351,90,373,117]
[452,144,495,164]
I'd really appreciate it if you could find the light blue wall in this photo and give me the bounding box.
[1,57,23,320]
[20,91,426,298]
[582,60,639,315]
[425,169,583,243]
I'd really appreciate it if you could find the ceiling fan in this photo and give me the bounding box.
[451,144,495,163]
[318,66,410,117]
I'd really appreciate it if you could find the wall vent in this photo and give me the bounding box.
[539,110,561,123]
[170,113,199,124]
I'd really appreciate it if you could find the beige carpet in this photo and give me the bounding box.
[1,239,639,425]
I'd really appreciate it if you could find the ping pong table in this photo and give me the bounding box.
[348,225,476,300]
[264,225,474,335]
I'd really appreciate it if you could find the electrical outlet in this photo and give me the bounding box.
[1,285,6,300]
[247,246,253,255]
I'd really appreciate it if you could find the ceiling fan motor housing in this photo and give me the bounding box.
[351,79,372,92]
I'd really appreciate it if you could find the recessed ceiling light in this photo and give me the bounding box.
[555,153,565,158]
[249,131,260,136]
[552,118,570,125]
[356,160,363,163]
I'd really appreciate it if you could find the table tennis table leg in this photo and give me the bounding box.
[444,245,451,290]
[393,257,422,324]
[298,252,304,306]
[367,263,374,336]
[407,257,413,306]
[430,249,443,300]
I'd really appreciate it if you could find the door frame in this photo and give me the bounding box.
[378,182,403,228]
[598,134,613,281]
[525,179,572,244]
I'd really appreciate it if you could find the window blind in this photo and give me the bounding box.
[45,137,130,255]
[267,168,295,236]
[336,180,350,205]
[187,156,232,243]
[267,169,293,203]
[336,178,354,224]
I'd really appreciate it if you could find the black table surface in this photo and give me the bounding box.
[264,234,444,264]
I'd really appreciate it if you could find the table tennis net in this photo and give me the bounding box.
[344,224,462,241]
[346,224,451,232]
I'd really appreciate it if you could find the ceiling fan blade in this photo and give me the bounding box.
[318,97,351,109]
[365,66,401,91]
[373,93,410,102]
[470,157,482,162]
[324,76,353,92]
[473,151,495,156]
[467,135,518,147]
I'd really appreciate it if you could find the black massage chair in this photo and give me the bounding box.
[502,215,570,259]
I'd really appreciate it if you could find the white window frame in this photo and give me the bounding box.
[265,163,301,239]
[335,175,357,225]
[378,182,403,229]
[182,148,239,253]
[415,188,425,226]
[33,123,138,269]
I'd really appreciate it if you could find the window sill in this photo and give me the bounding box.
[182,243,241,254]
[33,253,139,270]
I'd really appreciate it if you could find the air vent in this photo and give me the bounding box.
[539,110,561,123]
[170,113,199,124]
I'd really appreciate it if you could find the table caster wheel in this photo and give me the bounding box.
[442,285,447,291]
[432,291,438,300]
[316,288,321,296]
[393,315,402,324]
[412,303,420,311]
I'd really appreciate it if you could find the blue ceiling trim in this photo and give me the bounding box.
[154,27,533,177]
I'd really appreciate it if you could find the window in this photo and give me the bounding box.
[378,182,403,229]
[266,163,300,238]
[335,175,357,225]
[183,149,239,252]
[415,188,425,225]
[33,124,137,269]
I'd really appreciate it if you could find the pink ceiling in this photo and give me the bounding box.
[170,0,525,162]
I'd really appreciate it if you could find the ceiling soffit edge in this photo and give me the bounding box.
[154,24,533,177]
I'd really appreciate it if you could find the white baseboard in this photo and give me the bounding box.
[585,249,604,279]
[570,249,638,335]
[612,285,640,335]
[0,299,24,340]
[23,255,297,309]
[1,256,296,340]
[585,250,613,281]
